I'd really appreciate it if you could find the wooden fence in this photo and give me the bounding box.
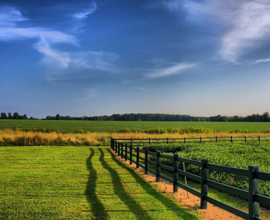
[112,135,270,145]
[111,139,270,220]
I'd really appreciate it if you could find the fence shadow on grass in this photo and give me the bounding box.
[99,148,152,220]
[106,149,198,220]
[85,148,108,220]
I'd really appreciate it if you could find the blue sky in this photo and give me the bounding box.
[1,0,270,118]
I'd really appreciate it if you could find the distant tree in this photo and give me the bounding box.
[55,114,61,120]
[262,112,270,122]
[8,112,13,119]
[22,114,28,119]
[1,112,7,119]
[13,112,19,119]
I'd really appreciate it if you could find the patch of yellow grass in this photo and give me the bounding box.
[0,129,268,146]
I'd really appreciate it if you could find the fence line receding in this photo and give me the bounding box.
[111,138,270,220]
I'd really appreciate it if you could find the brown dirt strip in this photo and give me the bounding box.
[111,149,245,220]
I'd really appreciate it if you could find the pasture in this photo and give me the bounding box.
[0,146,197,220]
[147,142,270,196]
[1,120,270,133]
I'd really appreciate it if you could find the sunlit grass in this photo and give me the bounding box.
[1,120,270,133]
[0,146,198,220]
[0,129,269,146]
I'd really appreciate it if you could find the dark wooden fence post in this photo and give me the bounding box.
[200,158,208,209]
[245,136,247,143]
[145,148,148,175]
[111,138,114,150]
[136,146,139,168]
[184,137,186,143]
[149,138,151,144]
[167,138,169,144]
[173,153,179,193]
[121,143,124,159]
[216,136,218,143]
[115,141,118,153]
[231,136,233,142]
[258,136,261,142]
[131,138,133,145]
[130,145,132,165]
[248,165,259,220]
[156,151,161,182]
[200,137,202,143]
[118,143,120,156]
[125,143,128,161]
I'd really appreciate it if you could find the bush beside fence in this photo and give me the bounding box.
[111,138,270,220]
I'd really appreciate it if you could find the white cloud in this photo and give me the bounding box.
[34,39,72,69]
[73,2,97,20]
[251,58,270,64]
[69,51,120,72]
[146,63,196,78]
[0,5,120,74]
[36,44,120,72]
[0,27,77,43]
[0,6,27,27]
[159,0,270,63]
[220,1,270,62]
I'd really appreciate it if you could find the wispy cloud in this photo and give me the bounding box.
[73,2,97,20]
[72,2,97,33]
[220,1,270,62]
[0,5,120,74]
[133,87,147,91]
[146,63,196,78]
[250,58,270,65]
[0,6,27,27]
[156,0,270,63]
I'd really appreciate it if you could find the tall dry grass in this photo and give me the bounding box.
[0,129,269,146]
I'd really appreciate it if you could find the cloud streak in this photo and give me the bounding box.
[146,63,196,78]
[220,1,270,62]
[158,0,270,63]
[0,6,27,27]
[73,2,97,20]
[251,58,270,65]
[0,5,120,74]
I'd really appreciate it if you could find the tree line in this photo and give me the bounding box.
[45,112,270,122]
[0,112,36,120]
[1,112,270,122]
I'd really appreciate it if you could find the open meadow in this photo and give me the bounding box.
[1,120,270,146]
[1,120,270,133]
[0,146,198,220]
[1,120,270,219]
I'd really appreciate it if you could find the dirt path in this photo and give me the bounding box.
[111,149,244,220]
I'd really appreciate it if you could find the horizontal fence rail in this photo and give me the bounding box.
[111,138,270,220]
[112,136,270,145]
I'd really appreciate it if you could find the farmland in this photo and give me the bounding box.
[0,146,197,220]
[1,120,270,219]
[1,120,270,146]
[147,142,270,197]
[1,120,270,133]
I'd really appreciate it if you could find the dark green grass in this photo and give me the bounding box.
[1,120,270,133]
[148,142,270,196]
[0,146,198,220]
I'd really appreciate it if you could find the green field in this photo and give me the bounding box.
[0,146,197,220]
[148,142,270,197]
[1,120,270,133]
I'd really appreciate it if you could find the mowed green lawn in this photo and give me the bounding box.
[1,119,270,133]
[0,146,197,220]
